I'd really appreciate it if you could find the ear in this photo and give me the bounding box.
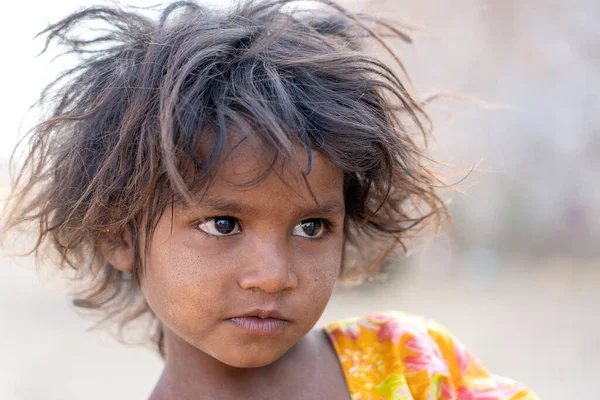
[99,231,134,272]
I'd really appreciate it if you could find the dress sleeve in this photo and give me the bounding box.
[423,317,538,400]
[324,311,538,400]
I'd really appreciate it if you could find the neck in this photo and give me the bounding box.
[150,327,322,400]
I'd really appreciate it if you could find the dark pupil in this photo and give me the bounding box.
[301,219,321,236]
[214,217,236,234]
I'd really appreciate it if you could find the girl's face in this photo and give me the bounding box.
[140,139,345,368]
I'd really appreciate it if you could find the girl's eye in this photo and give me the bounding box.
[198,217,240,237]
[292,219,325,238]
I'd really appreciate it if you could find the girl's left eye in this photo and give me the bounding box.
[292,219,326,238]
[198,217,241,237]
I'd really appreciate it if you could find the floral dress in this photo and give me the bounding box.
[324,312,538,400]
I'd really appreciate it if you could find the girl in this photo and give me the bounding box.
[3,0,537,398]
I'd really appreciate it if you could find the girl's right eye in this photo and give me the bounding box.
[198,217,240,237]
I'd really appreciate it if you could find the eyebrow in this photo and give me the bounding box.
[193,197,345,218]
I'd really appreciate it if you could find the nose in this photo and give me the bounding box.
[238,237,298,294]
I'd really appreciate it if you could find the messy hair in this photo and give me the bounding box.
[3,0,447,351]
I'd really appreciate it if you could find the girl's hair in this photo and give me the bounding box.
[3,0,446,352]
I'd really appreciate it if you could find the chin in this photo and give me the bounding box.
[217,346,289,369]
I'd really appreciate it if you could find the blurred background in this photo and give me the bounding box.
[1,0,598,399]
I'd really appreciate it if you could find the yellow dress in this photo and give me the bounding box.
[324,312,538,400]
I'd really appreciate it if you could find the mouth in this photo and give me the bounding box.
[227,309,291,335]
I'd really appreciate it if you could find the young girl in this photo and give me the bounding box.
[4,0,537,398]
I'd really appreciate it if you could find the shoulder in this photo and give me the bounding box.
[324,311,451,358]
[324,311,538,400]
[324,310,432,338]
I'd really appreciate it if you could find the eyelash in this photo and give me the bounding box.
[194,217,335,239]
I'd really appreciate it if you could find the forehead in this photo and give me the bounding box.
[197,134,344,209]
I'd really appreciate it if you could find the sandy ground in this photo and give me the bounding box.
[1,247,597,400]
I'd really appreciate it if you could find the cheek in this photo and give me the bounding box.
[297,239,343,296]
[139,233,227,325]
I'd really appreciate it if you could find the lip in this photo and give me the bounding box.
[227,309,291,335]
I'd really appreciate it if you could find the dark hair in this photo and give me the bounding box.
[3,0,447,352]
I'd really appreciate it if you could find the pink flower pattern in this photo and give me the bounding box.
[324,312,538,400]
[404,335,449,376]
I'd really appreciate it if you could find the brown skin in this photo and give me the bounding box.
[103,138,351,399]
